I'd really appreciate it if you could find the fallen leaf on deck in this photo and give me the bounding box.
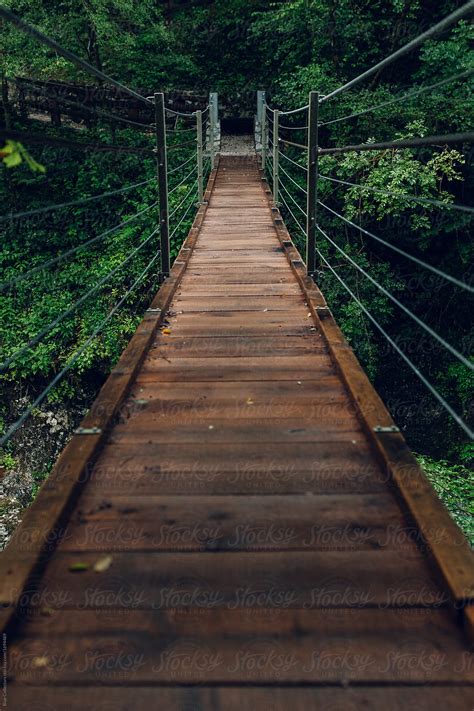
[32,656,49,668]
[69,562,90,572]
[94,555,113,573]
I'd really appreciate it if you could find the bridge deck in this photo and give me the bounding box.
[3,156,473,708]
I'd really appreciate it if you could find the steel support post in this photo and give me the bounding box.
[306,91,319,276]
[273,109,279,203]
[154,92,170,278]
[196,109,204,203]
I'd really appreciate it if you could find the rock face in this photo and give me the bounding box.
[0,379,101,549]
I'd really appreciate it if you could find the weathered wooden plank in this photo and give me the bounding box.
[7,686,474,710]
[172,296,304,311]
[24,549,443,609]
[109,420,363,444]
[58,493,414,552]
[83,440,387,495]
[148,334,327,356]
[138,355,335,382]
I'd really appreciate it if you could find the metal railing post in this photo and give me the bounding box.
[196,109,204,203]
[209,91,219,167]
[273,109,279,203]
[306,90,319,276]
[154,92,170,278]
[256,90,265,150]
[261,105,267,169]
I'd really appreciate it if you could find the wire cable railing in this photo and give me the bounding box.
[318,68,474,128]
[317,201,474,294]
[0,6,153,105]
[0,7,220,450]
[0,178,156,223]
[0,201,159,292]
[256,2,473,444]
[0,249,162,449]
[319,174,474,215]
[320,2,474,104]
[315,245,473,440]
[0,226,161,373]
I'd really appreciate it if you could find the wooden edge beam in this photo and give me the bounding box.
[260,171,474,631]
[0,157,221,633]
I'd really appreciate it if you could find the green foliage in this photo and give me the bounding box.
[0,450,16,470]
[1,140,45,172]
[418,454,473,544]
[0,118,198,404]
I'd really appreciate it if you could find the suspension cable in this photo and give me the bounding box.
[318,200,474,294]
[168,163,198,195]
[320,2,474,103]
[279,163,307,195]
[316,224,473,371]
[0,6,153,105]
[0,226,160,372]
[169,183,198,238]
[319,174,474,214]
[168,151,197,175]
[278,178,307,218]
[279,151,308,172]
[313,247,473,439]
[278,192,306,237]
[0,178,155,223]
[318,132,474,156]
[319,69,474,127]
[0,201,158,292]
[168,179,198,219]
[0,128,155,155]
[0,250,161,448]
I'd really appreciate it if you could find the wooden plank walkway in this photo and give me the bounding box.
[2,155,473,709]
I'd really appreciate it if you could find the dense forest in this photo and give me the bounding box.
[0,0,472,542]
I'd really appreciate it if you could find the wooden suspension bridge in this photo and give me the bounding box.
[0,3,473,709]
[1,154,473,708]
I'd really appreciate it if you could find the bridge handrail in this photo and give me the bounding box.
[257,2,474,445]
[0,7,221,450]
[320,1,474,104]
